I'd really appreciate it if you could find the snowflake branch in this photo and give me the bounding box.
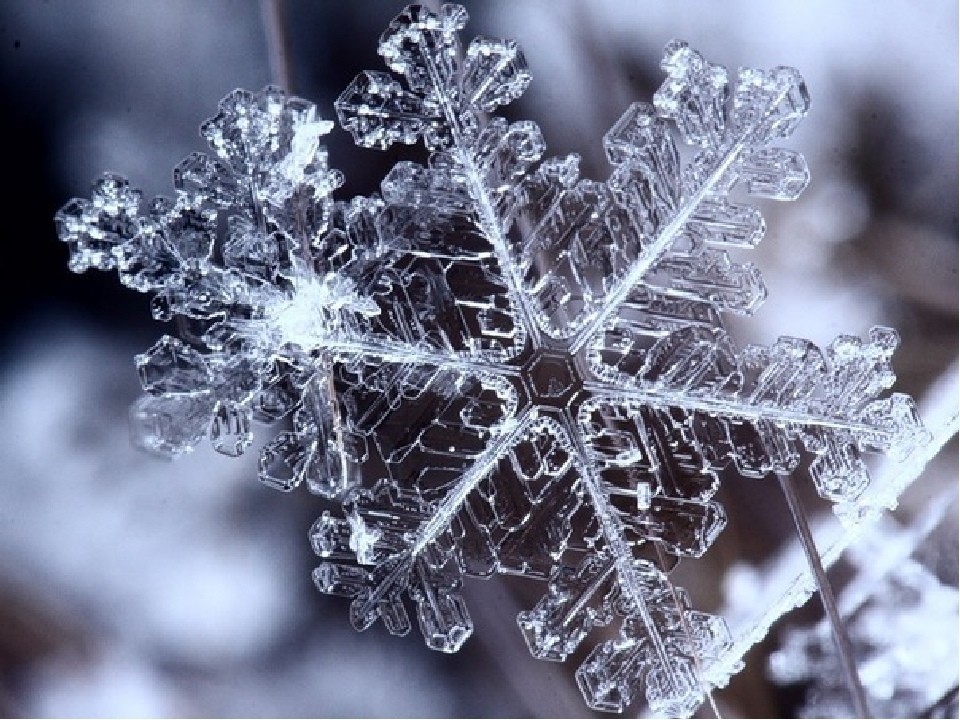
[585,381,895,439]
[559,413,711,711]
[570,140,747,353]
[411,407,534,556]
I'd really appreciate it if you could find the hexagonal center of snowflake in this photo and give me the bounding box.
[520,350,583,408]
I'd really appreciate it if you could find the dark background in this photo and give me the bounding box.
[0,1,956,716]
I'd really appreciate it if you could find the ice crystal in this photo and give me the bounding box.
[56,5,929,716]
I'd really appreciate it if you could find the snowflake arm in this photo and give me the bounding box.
[57,88,360,473]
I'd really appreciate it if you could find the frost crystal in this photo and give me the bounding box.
[769,508,958,718]
[56,5,929,716]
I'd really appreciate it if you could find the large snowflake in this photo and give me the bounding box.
[55,5,928,716]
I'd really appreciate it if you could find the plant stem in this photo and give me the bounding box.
[260,0,292,92]
[777,472,871,718]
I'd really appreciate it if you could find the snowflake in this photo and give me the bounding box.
[55,4,929,716]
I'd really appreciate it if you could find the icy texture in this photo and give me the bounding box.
[715,374,958,703]
[768,506,959,718]
[56,5,929,716]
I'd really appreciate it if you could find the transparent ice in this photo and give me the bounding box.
[55,4,930,716]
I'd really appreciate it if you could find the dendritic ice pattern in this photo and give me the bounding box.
[55,4,929,717]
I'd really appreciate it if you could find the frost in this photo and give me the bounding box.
[768,500,959,717]
[55,4,931,716]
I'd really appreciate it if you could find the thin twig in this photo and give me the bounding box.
[920,685,959,718]
[260,0,292,92]
[777,472,871,718]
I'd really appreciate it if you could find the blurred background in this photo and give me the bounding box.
[0,1,956,716]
